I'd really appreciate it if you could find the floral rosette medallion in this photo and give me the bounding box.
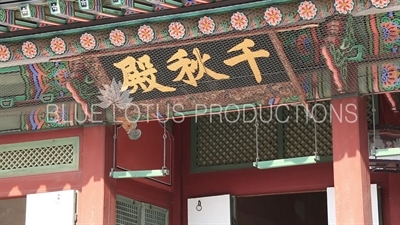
[109,29,126,47]
[334,0,354,14]
[370,0,390,8]
[230,12,249,31]
[50,37,67,55]
[138,25,155,43]
[381,64,400,89]
[0,45,11,62]
[21,41,38,59]
[198,16,216,35]
[168,22,186,40]
[80,33,96,51]
[264,7,283,26]
[381,22,399,44]
[298,1,317,20]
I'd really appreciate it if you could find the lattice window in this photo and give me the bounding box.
[192,98,378,172]
[283,101,332,158]
[116,196,169,225]
[193,108,278,171]
[142,203,169,225]
[0,137,79,177]
[116,196,141,225]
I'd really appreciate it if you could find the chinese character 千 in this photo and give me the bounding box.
[223,39,270,83]
[114,55,176,94]
[167,48,230,87]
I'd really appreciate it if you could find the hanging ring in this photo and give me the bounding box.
[196,200,202,211]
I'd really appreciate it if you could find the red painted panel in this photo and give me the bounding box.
[379,94,400,125]
[0,128,84,199]
[117,179,172,210]
[387,174,400,224]
[0,171,82,198]
[116,121,172,188]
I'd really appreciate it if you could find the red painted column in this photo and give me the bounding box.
[332,96,373,225]
[387,173,400,224]
[77,125,116,225]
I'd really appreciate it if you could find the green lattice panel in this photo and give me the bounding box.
[283,101,332,158]
[195,108,278,168]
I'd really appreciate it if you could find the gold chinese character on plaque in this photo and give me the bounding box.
[223,39,270,83]
[114,55,176,94]
[167,48,230,87]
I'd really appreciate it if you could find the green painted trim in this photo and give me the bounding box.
[190,117,198,173]
[0,0,293,43]
[103,7,123,16]
[0,66,20,73]
[15,20,37,28]
[111,169,168,178]
[74,12,96,20]
[46,15,67,24]
[175,103,257,116]
[135,3,154,11]
[277,107,284,159]
[165,0,183,7]
[374,148,400,157]
[253,155,333,169]
[0,95,26,102]
[0,136,80,178]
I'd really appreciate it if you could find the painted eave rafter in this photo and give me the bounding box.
[0,0,399,67]
[0,0,217,33]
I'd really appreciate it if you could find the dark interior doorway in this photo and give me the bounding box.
[236,191,328,225]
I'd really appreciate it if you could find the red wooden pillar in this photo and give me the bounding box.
[387,173,400,224]
[77,125,116,225]
[332,96,373,225]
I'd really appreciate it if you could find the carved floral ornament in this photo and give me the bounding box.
[0,44,11,62]
[0,0,396,62]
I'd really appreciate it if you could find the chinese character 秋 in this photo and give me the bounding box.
[114,55,176,94]
[167,48,229,87]
[223,39,270,83]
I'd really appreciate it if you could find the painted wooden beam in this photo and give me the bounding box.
[75,0,120,18]
[47,0,90,23]
[0,9,33,31]
[153,0,183,10]
[103,0,153,15]
[268,31,308,109]
[352,5,400,16]
[18,4,62,27]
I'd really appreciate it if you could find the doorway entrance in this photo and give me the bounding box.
[236,191,328,225]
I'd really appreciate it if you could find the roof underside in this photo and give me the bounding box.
[0,0,256,35]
